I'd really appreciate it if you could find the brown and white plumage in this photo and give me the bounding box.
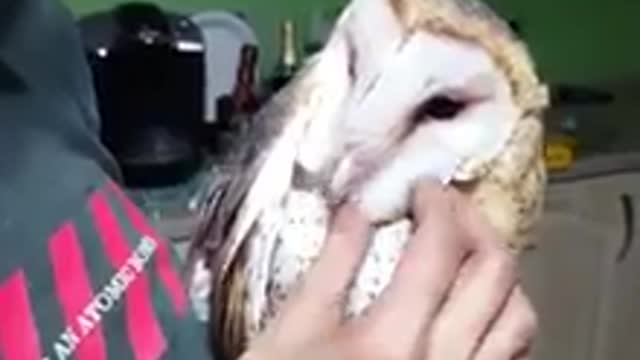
[185,0,549,359]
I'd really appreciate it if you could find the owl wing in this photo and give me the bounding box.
[183,60,324,359]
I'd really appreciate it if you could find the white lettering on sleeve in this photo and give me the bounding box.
[44,236,159,360]
[76,314,94,337]
[53,341,72,360]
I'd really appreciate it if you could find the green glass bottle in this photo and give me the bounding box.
[269,19,299,93]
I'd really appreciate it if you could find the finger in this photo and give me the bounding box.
[424,240,518,359]
[357,180,472,348]
[283,203,372,327]
[512,349,533,360]
[452,189,508,253]
[473,287,538,360]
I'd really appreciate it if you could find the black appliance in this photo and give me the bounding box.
[79,3,206,187]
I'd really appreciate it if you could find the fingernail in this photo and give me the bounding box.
[413,178,448,219]
[416,178,446,195]
[331,202,370,235]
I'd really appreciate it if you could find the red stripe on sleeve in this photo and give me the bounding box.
[48,222,107,360]
[0,270,42,360]
[106,180,187,316]
[89,191,167,360]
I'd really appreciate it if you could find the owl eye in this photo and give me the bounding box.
[413,95,467,122]
[348,50,357,80]
[347,41,358,81]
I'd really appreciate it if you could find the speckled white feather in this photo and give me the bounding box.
[244,148,462,338]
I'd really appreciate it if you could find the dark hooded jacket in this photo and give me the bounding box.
[0,0,208,358]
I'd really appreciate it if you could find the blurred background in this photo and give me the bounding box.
[62,0,640,83]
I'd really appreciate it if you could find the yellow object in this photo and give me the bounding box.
[544,135,576,171]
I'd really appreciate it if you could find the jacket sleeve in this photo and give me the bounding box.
[0,175,211,360]
[96,180,212,359]
[0,0,212,358]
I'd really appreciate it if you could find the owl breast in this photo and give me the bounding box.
[243,189,412,340]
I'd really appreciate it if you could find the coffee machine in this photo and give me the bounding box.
[79,3,206,188]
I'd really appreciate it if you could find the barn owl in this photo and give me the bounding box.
[186,0,549,359]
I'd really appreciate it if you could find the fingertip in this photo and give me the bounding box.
[454,195,505,252]
[321,202,372,263]
[412,178,450,221]
[331,202,371,236]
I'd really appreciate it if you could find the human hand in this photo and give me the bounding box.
[240,180,537,360]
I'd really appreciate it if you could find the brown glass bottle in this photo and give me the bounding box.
[231,44,259,115]
[269,19,299,92]
[219,43,260,135]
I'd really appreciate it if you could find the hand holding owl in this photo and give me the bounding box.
[238,180,537,360]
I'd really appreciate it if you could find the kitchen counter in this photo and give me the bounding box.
[549,152,640,183]
[124,164,212,242]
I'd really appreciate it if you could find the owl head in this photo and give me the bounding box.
[288,0,549,248]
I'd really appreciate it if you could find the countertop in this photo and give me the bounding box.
[549,152,640,183]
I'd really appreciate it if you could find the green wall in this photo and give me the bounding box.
[64,0,636,85]
[488,0,638,85]
[64,0,347,77]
